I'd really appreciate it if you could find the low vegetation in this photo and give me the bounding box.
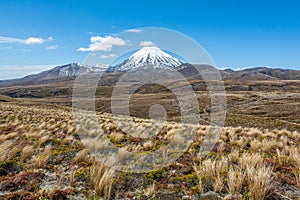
[0,101,300,199]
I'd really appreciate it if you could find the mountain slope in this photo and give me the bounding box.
[24,63,105,79]
[0,63,107,86]
[221,67,300,80]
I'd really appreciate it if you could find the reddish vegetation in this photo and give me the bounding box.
[0,172,45,192]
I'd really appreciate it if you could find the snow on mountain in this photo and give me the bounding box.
[57,63,83,77]
[95,63,109,71]
[9,63,107,82]
[110,46,183,71]
[0,63,110,86]
[55,63,107,77]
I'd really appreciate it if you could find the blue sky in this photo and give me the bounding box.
[0,0,300,79]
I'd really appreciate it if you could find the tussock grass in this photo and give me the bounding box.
[0,102,299,199]
[290,147,300,188]
[227,166,244,195]
[90,160,115,199]
[74,149,90,164]
[239,153,264,170]
[194,158,228,192]
[34,146,52,168]
[0,140,14,161]
[0,132,18,143]
[110,131,125,143]
[21,145,34,162]
[246,165,273,199]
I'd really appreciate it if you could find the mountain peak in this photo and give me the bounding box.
[110,46,183,71]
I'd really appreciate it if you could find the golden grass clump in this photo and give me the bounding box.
[246,165,273,200]
[250,139,261,152]
[228,149,239,164]
[38,135,50,148]
[0,132,18,143]
[73,149,90,164]
[21,145,34,162]
[34,146,52,168]
[90,160,115,199]
[289,147,300,188]
[110,131,125,143]
[0,140,14,161]
[239,153,264,170]
[143,140,155,150]
[262,139,277,152]
[227,166,244,195]
[194,157,228,192]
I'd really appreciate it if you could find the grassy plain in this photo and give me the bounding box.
[0,80,299,199]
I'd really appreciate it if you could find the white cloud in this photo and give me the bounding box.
[100,53,117,59]
[0,36,53,45]
[126,29,142,33]
[46,44,58,50]
[77,36,129,52]
[139,41,155,47]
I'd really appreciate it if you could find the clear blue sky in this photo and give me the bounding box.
[0,0,299,79]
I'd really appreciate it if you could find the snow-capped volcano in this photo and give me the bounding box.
[110,46,183,71]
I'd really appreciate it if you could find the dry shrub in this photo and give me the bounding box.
[276,148,287,165]
[289,147,300,187]
[238,152,273,199]
[194,158,228,192]
[166,129,177,142]
[38,135,50,148]
[0,140,14,161]
[0,132,18,143]
[143,140,154,150]
[110,131,125,143]
[7,145,22,160]
[69,170,75,187]
[236,137,247,149]
[239,153,264,170]
[262,139,277,152]
[228,150,239,164]
[227,166,244,195]
[90,160,115,199]
[74,149,90,164]
[250,139,261,152]
[21,145,34,162]
[34,146,52,168]
[246,165,273,200]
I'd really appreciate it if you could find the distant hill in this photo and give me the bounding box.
[220,67,300,80]
[178,65,300,81]
[1,45,299,87]
[0,62,299,99]
[1,64,300,88]
[0,46,299,87]
[0,63,107,86]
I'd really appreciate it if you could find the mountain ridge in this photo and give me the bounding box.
[0,46,299,87]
